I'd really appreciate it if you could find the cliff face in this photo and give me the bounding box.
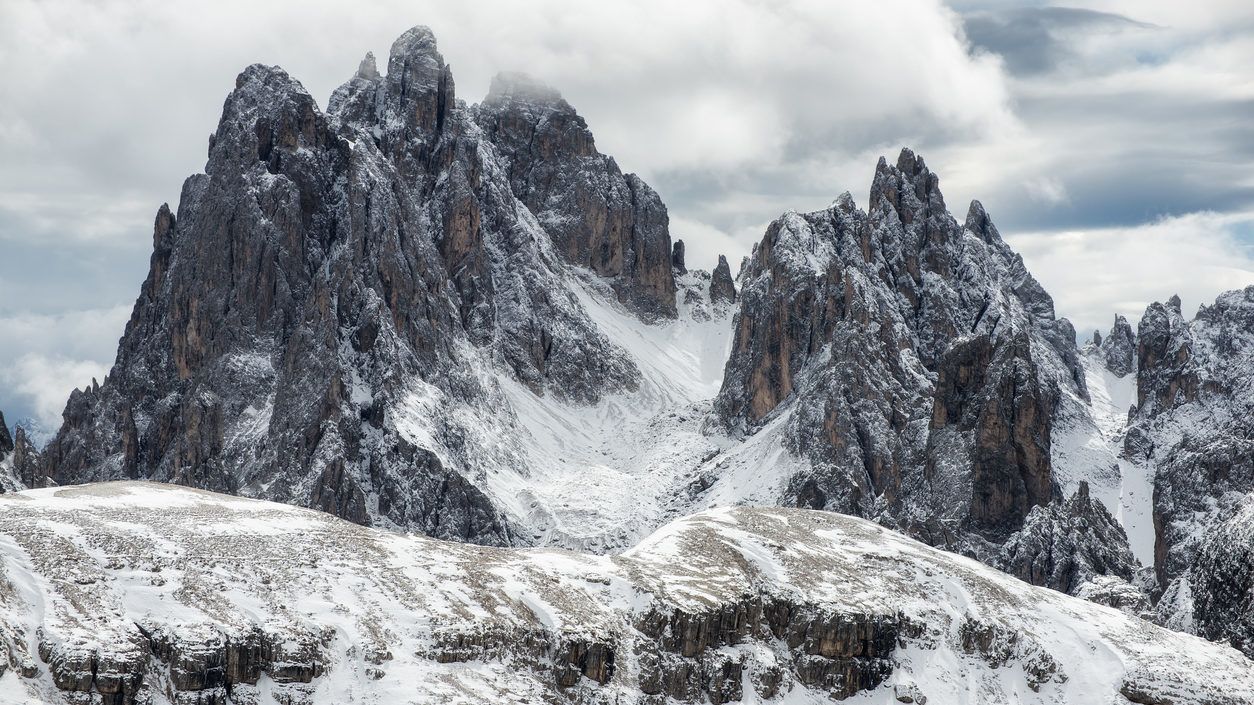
[2,483,1251,705]
[37,27,675,543]
[1191,498,1254,658]
[1122,286,1254,629]
[711,150,1086,549]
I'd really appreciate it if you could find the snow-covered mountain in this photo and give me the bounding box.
[1125,287,1254,645]
[0,412,39,494]
[3,482,1252,705]
[5,23,1252,669]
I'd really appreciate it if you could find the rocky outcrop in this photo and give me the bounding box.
[0,412,16,494]
[3,484,1251,705]
[1135,296,1199,417]
[993,482,1138,595]
[932,330,1055,538]
[1076,576,1154,620]
[712,150,1084,547]
[10,426,41,489]
[671,240,686,274]
[708,255,736,304]
[37,26,682,542]
[1100,314,1137,377]
[635,600,903,701]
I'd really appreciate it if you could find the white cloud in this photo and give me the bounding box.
[1026,177,1069,206]
[1007,211,1254,338]
[2,354,110,432]
[0,305,129,431]
[668,216,749,270]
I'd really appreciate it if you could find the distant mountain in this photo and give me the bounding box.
[12,24,1253,663]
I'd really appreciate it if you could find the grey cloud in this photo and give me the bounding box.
[963,6,1155,75]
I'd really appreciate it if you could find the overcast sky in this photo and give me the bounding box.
[2,0,1253,434]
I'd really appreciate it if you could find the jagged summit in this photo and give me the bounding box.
[714,148,1094,556]
[385,24,445,80]
[35,25,681,543]
[0,410,11,455]
[473,69,676,318]
[709,254,736,303]
[1098,314,1137,376]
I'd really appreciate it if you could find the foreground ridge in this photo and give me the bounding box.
[0,482,1250,705]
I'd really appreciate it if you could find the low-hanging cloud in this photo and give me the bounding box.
[1007,211,1254,338]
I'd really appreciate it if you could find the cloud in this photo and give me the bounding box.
[1007,211,1254,338]
[0,305,129,433]
[929,12,1254,235]
[2,354,109,437]
[963,6,1155,75]
[668,216,746,271]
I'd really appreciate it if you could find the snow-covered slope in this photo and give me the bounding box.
[475,270,742,551]
[2,482,1251,705]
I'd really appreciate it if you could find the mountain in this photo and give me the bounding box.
[3,482,1252,705]
[36,26,688,547]
[0,412,40,494]
[711,152,1098,554]
[19,25,1254,651]
[1123,287,1254,643]
[27,25,748,553]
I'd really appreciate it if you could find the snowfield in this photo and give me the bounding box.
[1,482,1250,705]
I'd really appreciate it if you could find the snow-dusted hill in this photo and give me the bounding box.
[1,482,1251,705]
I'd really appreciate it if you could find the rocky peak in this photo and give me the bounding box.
[1099,314,1136,376]
[11,426,41,489]
[0,413,43,493]
[473,72,677,318]
[671,240,686,274]
[209,63,330,180]
[714,149,1084,547]
[374,25,456,173]
[709,255,736,303]
[993,481,1138,595]
[39,25,698,543]
[1130,286,1254,624]
[1135,297,1197,416]
[484,71,571,115]
[964,200,1002,245]
[869,147,947,232]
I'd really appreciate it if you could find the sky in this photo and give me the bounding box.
[1,0,1253,435]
